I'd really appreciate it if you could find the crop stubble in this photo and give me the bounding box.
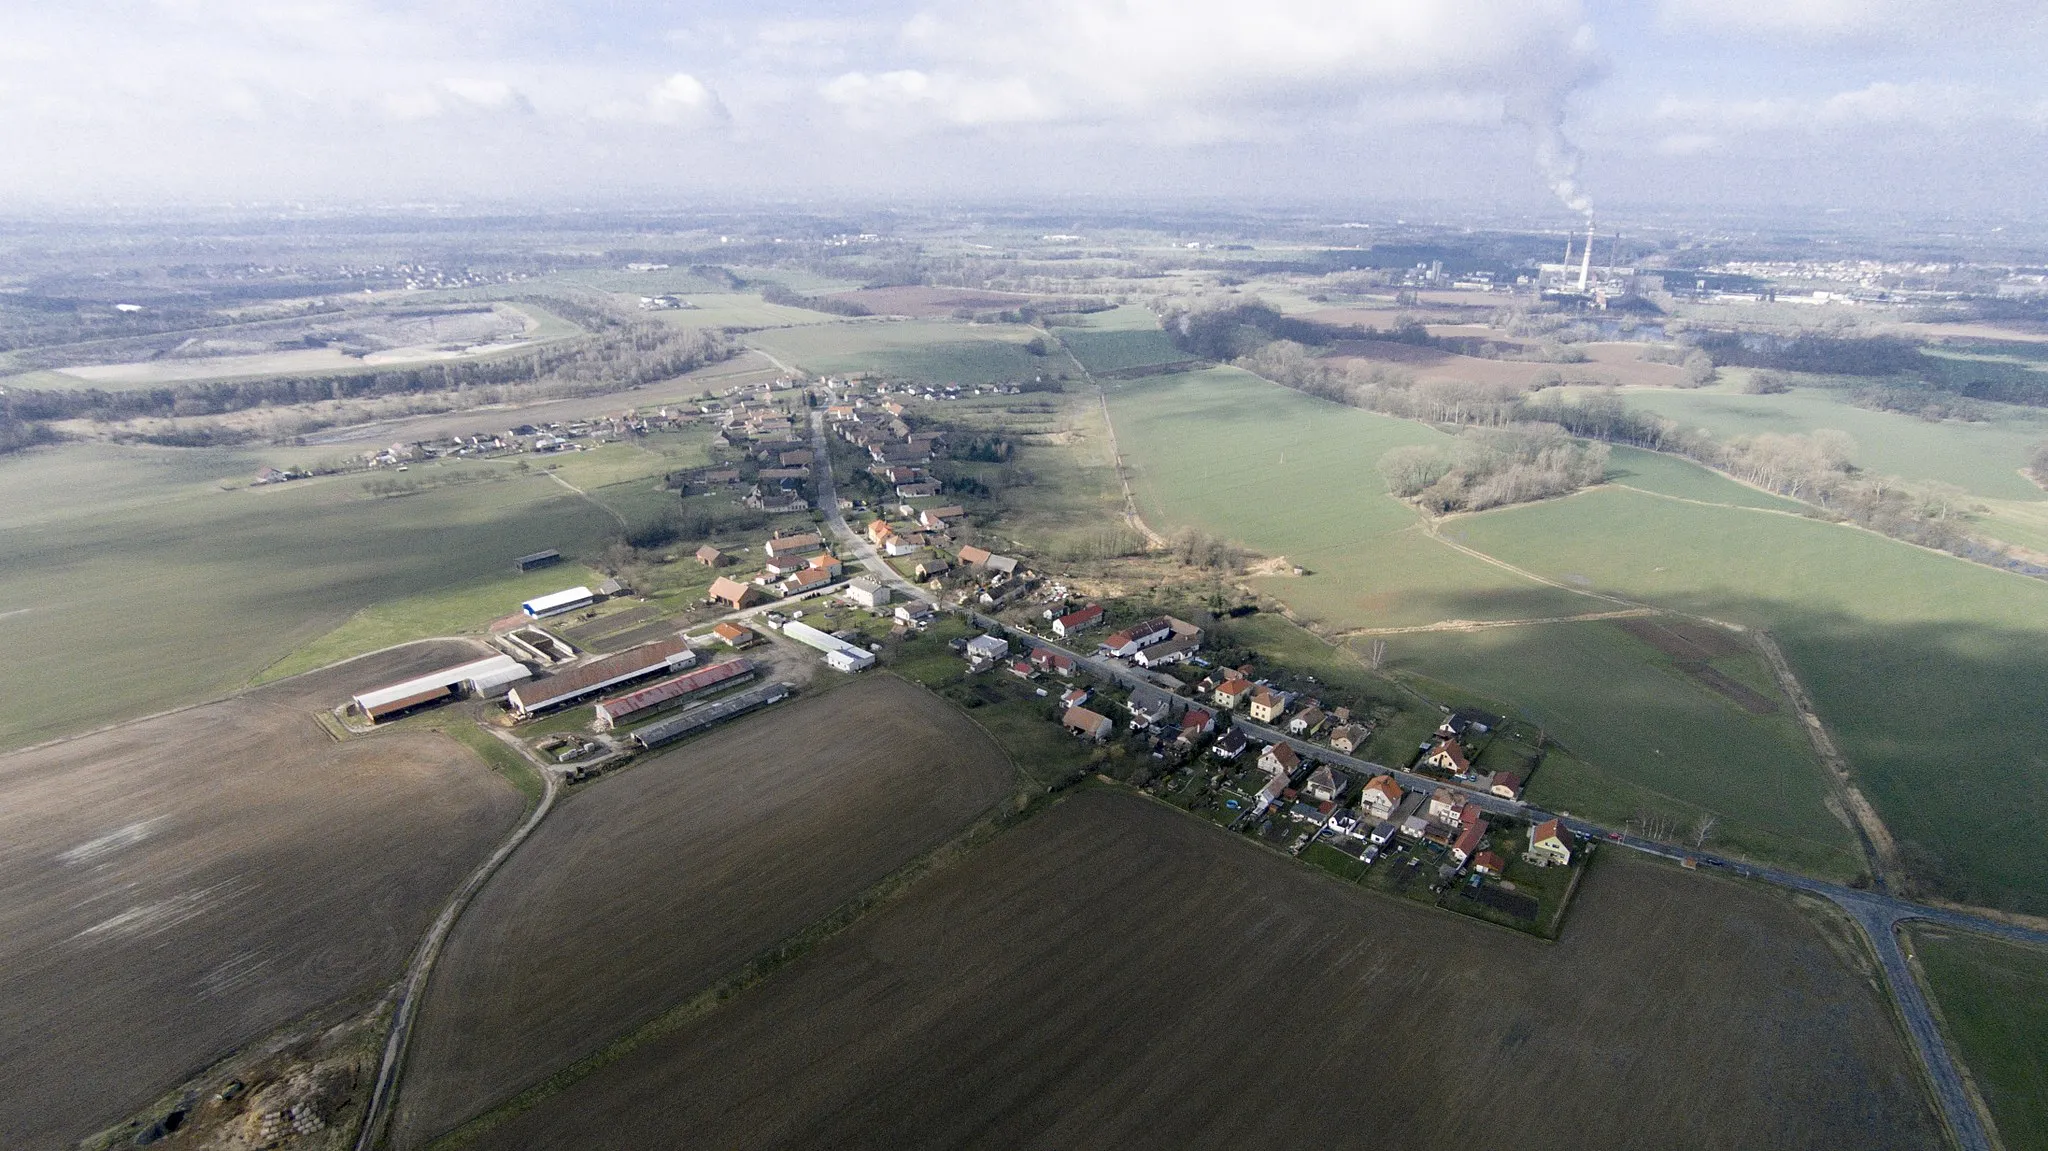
[0,640,524,1151]
[475,790,1940,1151]
[390,674,1015,1147]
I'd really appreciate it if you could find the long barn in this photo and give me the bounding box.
[506,636,695,718]
[593,658,756,730]
[351,655,532,723]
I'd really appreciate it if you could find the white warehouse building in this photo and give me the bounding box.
[780,620,877,672]
[351,655,532,723]
[521,586,595,619]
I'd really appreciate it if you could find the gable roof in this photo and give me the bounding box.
[1427,738,1473,772]
[1531,818,1570,846]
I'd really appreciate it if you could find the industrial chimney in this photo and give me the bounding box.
[1576,216,1594,292]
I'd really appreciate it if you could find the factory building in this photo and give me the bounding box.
[780,620,877,672]
[592,658,757,730]
[506,636,695,717]
[351,655,532,723]
[521,586,596,619]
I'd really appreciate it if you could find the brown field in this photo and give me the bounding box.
[1619,617,1750,660]
[829,286,1041,317]
[470,790,1940,1151]
[0,640,525,1151]
[1325,338,1689,390]
[390,674,1015,1148]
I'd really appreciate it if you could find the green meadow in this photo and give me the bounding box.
[1621,385,2048,502]
[1907,928,2048,1150]
[1450,486,2048,910]
[745,320,1053,383]
[0,445,620,748]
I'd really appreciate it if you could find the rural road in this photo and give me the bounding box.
[951,619,2041,1151]
[354,741,562,1151]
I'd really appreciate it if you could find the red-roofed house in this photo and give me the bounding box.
[1528,819,1574,866]
[1451,819,1489,865]
[1052,603,1105,638]
[1472,850,1507,877]
[1422,738,1473,774]
[1213,678,1254,710]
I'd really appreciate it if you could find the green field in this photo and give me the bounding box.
[1621,385,2048,502]
[1602,445,1808,511]
[1907,927,2048,1150]
[746,320,1054,383]
[0,445,620,748]
[1449,487,2048,910]
[1058,326,1190,375]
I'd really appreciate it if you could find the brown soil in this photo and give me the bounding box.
[1619,617,1749,661]
[0,640,525,1151]
[1678,662,1783,715]
[473,790,1942,1151]
[389,674,1015,1147]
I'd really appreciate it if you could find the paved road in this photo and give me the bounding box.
[809,440,2034,1151]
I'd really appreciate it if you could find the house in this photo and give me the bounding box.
[1422,738,1473,775]
[779,449,814,467]
[866,519,896,546]
[1451,819,1489,865]
[695,545,729,567]
[1127,684,1180,727]
[1471,850,1507,878]
[1213,678,1254,710]
[1305,765,1346,803]
[915,557,952,581]
[1059,686,1090,710]
[883,535,922,558]
[1399,814,1432,840]
[965,634,1010,664]
[1359,774,1404,822]
[1287,706,1328,737]
[1253,772,1289,814]
[921,506,967,530]
[1259,741,1301,776]
[711,621,759,648]
[1178,707,1215,740]
[1488,772,1524,801]
[1211,728,1249,759]
[983,554,1020,576]
[1008,659,1036,679]
[895,481,942,499]
[893,599,936,624]
[1369,820,1401,846]
[1064,706,1113,741]
[763,532,824,559]
[1029,647,1076,677]
[707,576,764,609]
[1438,708,1502,740]
[958,544,993,567]
[779,567,836,596]
[1133,632,1201,669]
[806,553,845,578]
[846,577,890,609]
[1528,819,1574,866]
[1248,686,1292,724]
[1052,604,1104,637]
[1101,617,1174,659]
[1427,786,1466,827]
[1329,723,1369,754]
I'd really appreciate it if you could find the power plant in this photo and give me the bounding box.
[1540,216,1634,307]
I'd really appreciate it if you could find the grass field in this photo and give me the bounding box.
[467,790,1939,1151]
[1907,926,2048,1151]
[1621,385,2048,502]
[1448,487,2048,911]
[0,641,524,1151]
[390,675,1014,1148]
[1058,324,1190,375]
[0,445,622,748]
[1600,444,1809,511]
[746,319,1054,383]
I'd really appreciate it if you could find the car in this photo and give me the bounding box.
[1607,831,1623,842]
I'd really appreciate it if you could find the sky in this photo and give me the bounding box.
[2,0,2045,220]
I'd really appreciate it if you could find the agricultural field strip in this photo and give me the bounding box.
[913,590,2044,1151]
[355,747,562,1151]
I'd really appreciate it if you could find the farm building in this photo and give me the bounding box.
[712,621,760,648]
[1063,706,1113,741]
[521,586,595,619]
[764,532,824,559]
[514,549,562,572]
[351,655,532,723]
[629,681,792,749]
[695,545,729,567]
[846,577,890,608]
[1052,604,1104,637]
[781,620,877,672]
[507,637,696,717]
[708,577,765,609]
[593,659,756,730]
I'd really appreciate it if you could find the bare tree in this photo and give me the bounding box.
[1691,812,1718,849]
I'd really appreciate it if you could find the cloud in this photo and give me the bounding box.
[1655,0,2046,43]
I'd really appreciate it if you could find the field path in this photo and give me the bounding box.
[1334,607,1658,637]
[1049,336,1166,549]
[355,739,562,1151]
[540,469,626,528]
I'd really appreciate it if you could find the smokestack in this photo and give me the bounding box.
[1563,231,1573,267]
[1577,216,1594,292]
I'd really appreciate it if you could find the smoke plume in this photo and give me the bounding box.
[1510,90,1594,218]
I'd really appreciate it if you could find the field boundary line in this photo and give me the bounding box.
[416,781,1063,1151]
[1332,607,1657,637]
[1049,330,1167,549]
[355,730,563,1151]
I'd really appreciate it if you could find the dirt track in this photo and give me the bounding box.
[0,640,524,1150]
[473,790,1940,1151]
[389,674,1014,1147]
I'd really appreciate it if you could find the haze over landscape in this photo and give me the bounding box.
[5,4,2048,1151]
